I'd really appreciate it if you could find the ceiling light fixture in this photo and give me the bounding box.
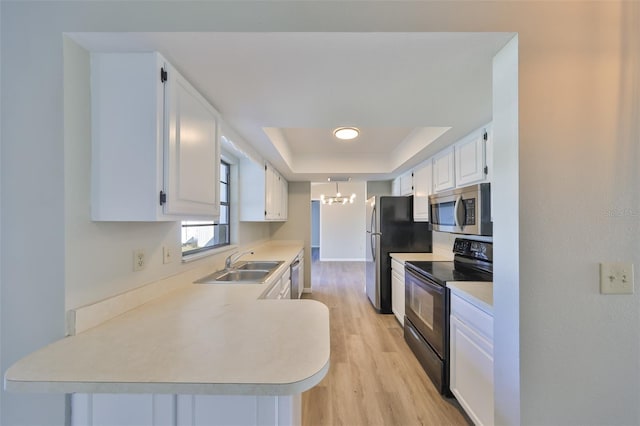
[320,183,356,205]
[333,127,360,140]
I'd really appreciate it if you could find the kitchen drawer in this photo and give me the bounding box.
[262,278,282,300]
[450,293,493,341]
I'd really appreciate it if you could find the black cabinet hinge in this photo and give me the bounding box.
[484,166,489,175]
[483,131,488,141]
[265,164,268,171]
[160,67,168,83]
[159,191,167,205]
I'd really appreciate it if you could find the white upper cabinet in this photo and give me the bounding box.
[399,171,413,196]
[90,52,220,221]
[412,160,432,222]
[455,127,489,187]
[392,171,413,196]
[432,146,456,193]
[164,62,220,218]
[239,159,288,222]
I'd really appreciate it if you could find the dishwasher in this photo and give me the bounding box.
[290,257,301,299]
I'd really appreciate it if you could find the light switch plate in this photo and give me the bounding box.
[600,262,634,294]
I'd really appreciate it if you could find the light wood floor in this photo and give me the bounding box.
[301,254,470,426]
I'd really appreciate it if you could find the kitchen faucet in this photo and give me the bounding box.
[225,250,254,269]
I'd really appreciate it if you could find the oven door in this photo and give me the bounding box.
[404,267,447,358]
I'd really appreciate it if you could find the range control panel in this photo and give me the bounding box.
[453,238,492,262]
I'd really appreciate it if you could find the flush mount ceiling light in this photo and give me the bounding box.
[333,127,360,140]
[320,182,356,205]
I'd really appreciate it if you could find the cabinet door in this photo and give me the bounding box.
[391,265,405,325]
[265,164,279,220]
[72,393,175,426]
[400,171,413,196]
[433,147,455,192]
[280,177,288,220]
[450,315,494,426]
[164,63,220,219]
[412,161,432,221]
[455,129,487,187]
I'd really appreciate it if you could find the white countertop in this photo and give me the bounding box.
[447,281,494,314]
[390,252,453,263]
[5,243,330,396]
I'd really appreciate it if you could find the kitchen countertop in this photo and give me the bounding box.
[390,252,453,263]
[5,242,330,396]
[447,281,494,314]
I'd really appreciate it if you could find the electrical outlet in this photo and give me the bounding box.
[163,246,172,264]
[600,262,634,294]
[133,249,146,272]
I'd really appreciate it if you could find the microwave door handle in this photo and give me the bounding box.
[454,195,465,229]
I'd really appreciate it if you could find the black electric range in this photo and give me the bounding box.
[403,238,493,396]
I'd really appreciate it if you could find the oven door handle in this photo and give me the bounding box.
[406,269,445,295]
[454,195,465,229]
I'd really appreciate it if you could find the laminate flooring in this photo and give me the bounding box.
[301,254,469,426]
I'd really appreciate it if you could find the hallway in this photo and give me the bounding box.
[301,256,469,425]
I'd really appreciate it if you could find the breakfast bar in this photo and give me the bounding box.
[5,243,330,425]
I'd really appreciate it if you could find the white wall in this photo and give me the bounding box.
[492,35,520,426]
[2,2,640,425]
[311,182,366,261]
[311,201,320,248]
[270,182,312,290]
[366,180,392,198]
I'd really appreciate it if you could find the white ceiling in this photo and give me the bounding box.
[70,32,514,182]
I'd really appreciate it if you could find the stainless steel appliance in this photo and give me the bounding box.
[366,195,431,313]
[404,238,493,394]
[429,183,492,236]
[290,256,301,299]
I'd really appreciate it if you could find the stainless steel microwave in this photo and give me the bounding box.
[429,183,492,236]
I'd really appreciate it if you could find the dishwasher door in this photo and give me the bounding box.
[290,258,301,299]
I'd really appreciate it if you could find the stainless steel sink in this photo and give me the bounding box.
[235,261,283,271]
[194,260,284,284]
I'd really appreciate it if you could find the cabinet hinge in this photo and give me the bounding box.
[483,131,488,141]
[160,67,168,83]
[484,166,489,175]
[265,164,268,171]
[159,191,167,205]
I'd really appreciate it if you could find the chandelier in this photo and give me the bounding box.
[321,183,356,205]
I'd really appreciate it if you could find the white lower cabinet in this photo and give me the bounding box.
[390,259,405,325]
[262,267,291,300]
[449,293,494,426]
[72,393,300,426]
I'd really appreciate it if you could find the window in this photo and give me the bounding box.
[181,160,230,255]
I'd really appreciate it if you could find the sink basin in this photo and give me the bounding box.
[235,261,284,271]
[195,269,271,284]
[194,260,285,284]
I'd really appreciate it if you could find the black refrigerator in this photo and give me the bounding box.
[365,195,432,313]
